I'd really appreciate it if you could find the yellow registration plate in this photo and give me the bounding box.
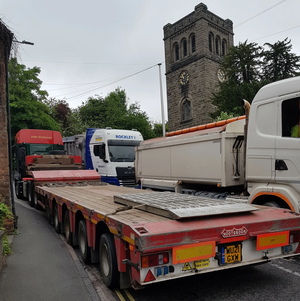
[220,244,242,264]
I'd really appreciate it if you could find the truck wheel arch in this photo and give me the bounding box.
[250,192,294,211]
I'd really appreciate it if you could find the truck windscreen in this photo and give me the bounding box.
[29,144,65,155]
[108,140,141,162]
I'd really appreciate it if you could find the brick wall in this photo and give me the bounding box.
[163,3,234,132]
[0,40,10,205]
[0,22,14,233]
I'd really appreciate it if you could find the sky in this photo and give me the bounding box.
[2,0,300,123]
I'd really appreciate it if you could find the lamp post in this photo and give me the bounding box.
[158,63,166,137]
[13,40,34,45]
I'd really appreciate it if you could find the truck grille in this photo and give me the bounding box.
[119,178,136,187]
[116,167,136,187]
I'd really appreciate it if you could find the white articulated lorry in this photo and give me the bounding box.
[63,128,143,187]
[135,76,300,212]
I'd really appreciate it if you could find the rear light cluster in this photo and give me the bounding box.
[282,232,300,254]
[141,253,169,268]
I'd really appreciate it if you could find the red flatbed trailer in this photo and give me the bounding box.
[30,170,300,289]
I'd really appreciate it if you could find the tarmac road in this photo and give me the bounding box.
[0,198,101,301]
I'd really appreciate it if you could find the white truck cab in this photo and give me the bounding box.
[246,77,300,212]
[63,128,143,187]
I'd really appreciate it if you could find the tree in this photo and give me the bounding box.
[211,41,264,118]
[46,98,71,129]
[124,102,155,140]
[263,38,300,81]
[211,79,265,118]
[152,122,169,137]
[45,98,85,137]
[79,88,155,139]
[62,108,87,137]
[222,41,263,84]
[8,57,60,138]
[211,39,300,119]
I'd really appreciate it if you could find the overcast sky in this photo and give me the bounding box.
[2,0,300,123]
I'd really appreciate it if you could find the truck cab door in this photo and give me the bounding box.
[275,95,300,194]
[92,143,109,176]
[246,99,276,182]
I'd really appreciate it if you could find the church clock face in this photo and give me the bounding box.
[179,71,189,85]
[217,69,225,83]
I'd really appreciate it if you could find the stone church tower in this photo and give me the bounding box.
[163,3,234,131]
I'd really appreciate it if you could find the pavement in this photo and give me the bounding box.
[0,198,101,301]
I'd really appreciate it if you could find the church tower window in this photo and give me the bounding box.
[174,43,180,61]
[190,33,196,53]
[182,38,188,57]
[222,39,227,56]
[216,36,221,55]
[182,99,192,121]
[209,32,214,53]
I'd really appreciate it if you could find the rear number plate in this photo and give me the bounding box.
[220,243,242,264]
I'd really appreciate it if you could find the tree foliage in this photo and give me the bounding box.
[263,38,300,81]
[44,98,85,137]
[46,98,71,128]
[79,88,155,140]
[8,57,60,138]
[222,41,263,84]
[152,122,169,137]
[62,109,87,137]
[211,38,300,119]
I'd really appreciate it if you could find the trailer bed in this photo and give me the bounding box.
[37,183,300,242]
[37,184,169,224]
[35,182,300,288]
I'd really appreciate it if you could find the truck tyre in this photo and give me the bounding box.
[15,181,23,199]
[264,201,280,208]
[64,210,73,246]
[99,233,119,288]
[33,189,41,210]
[28,183,35,207]
[78,220,91,264]
[45,198,53,225]
[54,204,61,233]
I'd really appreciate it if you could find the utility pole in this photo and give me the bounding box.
[158,63,166,137]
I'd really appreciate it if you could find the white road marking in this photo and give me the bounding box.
[271,262,300,277]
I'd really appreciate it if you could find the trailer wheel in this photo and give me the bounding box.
[45,198,53,225]
[28,183,35,207]
[54,204,60,233]
[64,210,72,245]
[99,233,119,288]
[33,190,41,210]
[78,220,91,264]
